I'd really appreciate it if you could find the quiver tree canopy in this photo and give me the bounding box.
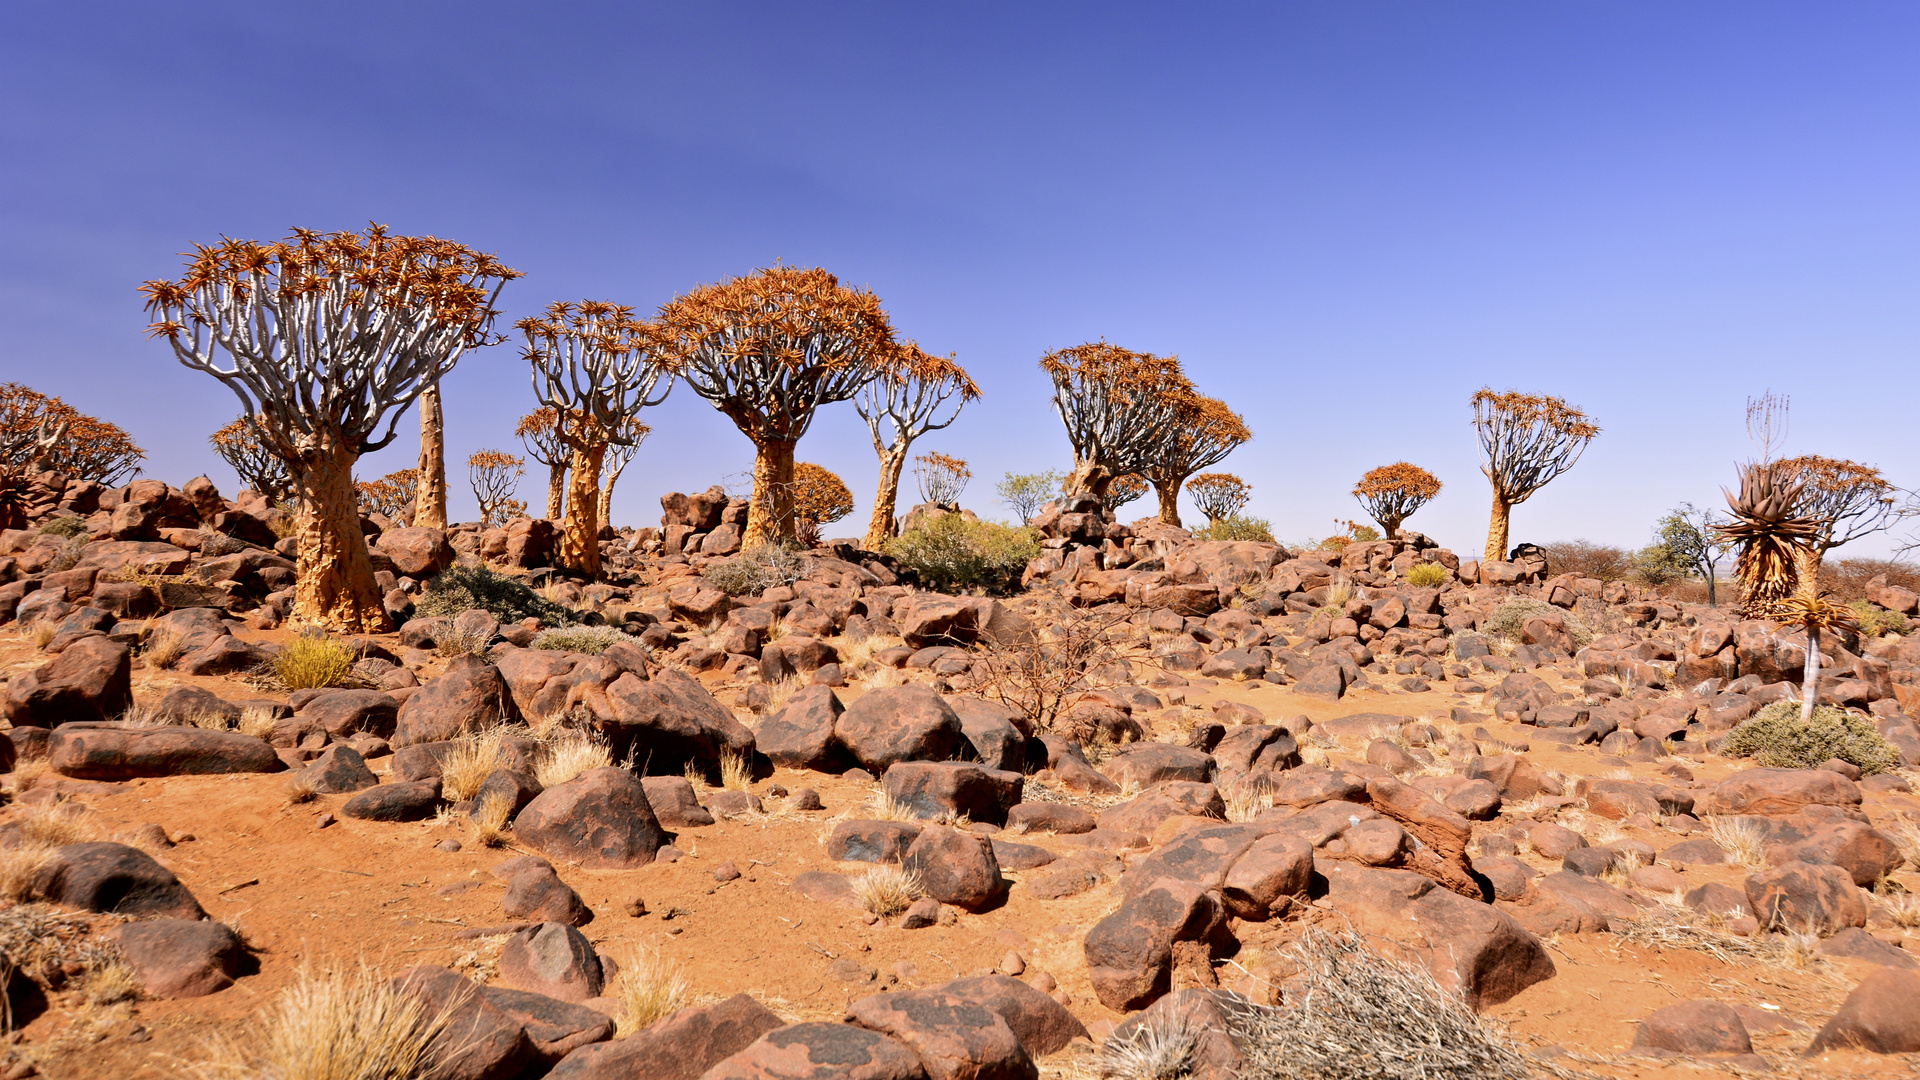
[520,301,676,576]
[1040,341,1195,499]
[467,449,525,529]
[1142,392,1249,527]
[792,462,854,528]
[914,452,971,507]
[0,383,144,484]
[356,468,419,520]
[1187,472,1250,524]
[210,415,293,504]
[661,266,903,545]
[856,343,979,550]
[1352,462,1442,539]
[140,224,520,631]
[1774,454,1895,559]
[1471,388,1600,561]
[1103,473,1149,514]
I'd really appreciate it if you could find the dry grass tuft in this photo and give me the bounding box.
[0,846,51,905]
[719,750,752,792]
[10,757,51,793]
[682,759,707,789]
[613,948,689,1037]
[534,735,611,789]
[238,705,280,739]
[27,623,55,651]
[17,801,99,847]
[1885,812,1920,869]
[469,790,515,848]
[1223,780,1271,824]
[183,961,450,1080]
[82,955,141,1007]
[439,727,511,803]
[1086,1018,1197,1080]
[435,623,495,659]
[274,632,358,691]
[1885,893,1920,929]
[281,772,318,807]
[1708,816,1768,869]
[851,864,923,918]
[1781,930,1822,968]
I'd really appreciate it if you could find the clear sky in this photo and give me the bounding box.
[3,4,1915,557]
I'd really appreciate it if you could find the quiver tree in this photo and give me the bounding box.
[855,344,979,549]
[0,405,67,529]
[0,383,143,483]
[1040,342,1195,499]
[1186,472,1250,526]
[1717,461,1824,619]
[660,266,902,546]
[791,462,854,545]
[1774,591,1860,722]
[141,225,520,631]
[209,415,293,504]
[1471,388,1600,561]
[468,450,524,528]
[516,407,569,520]
[1142,392,1249,527]
[1103,473,1148,515]
[914,452,971,507]
[521,301,675,577]
[1775,455,1896,570]
[597,416,650,525]
[413,377,448,528]
[356,469,418,520]
[1352,462,1442,539]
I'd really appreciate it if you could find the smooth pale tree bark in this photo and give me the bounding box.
[545,466,564,521]
[1152,482,1181,526]
[412,378,448,528]
[1802,624,1822,723]
[292,436,388,631]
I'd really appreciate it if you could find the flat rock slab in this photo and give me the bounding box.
[49,725,282,780]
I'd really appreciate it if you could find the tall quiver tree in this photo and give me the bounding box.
[1142,393,1249,527]
[1470,388,1599,562]
[1352,462,1442,539]
[413,377,448,527]
[141,225,519,631]
[1041,342,1195,500]
[660,267,903,546]
[855,344,979,550]
[516,407,568,520]
[521,302,675,578]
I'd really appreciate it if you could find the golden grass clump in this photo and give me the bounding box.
[534,736,611,789]
[184,962,449,1080]
[469,790,515,848]
[1707,816,1769,869]
[141,628,186,670]
[851,864,924,918]
[613,948,689,1037]
[439,727,512,803]
[281,772,318,807]
[27,623,56,651]
[719,750,752,792]
[0,846,52,905]
[275,632,358,691]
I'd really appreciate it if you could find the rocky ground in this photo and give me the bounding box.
[4,470,1920,1078]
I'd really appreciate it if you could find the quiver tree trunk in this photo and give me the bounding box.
[744,437,798,547]
[559,441,607,577]
[1152,480,1182,527]
[598,473,618,526]
[864,448,908,551]
[291,436,389,632]
[413,379,448,528]
[1484,493,1512,562]
[1064,459,1112,501]
[545,464,565,521]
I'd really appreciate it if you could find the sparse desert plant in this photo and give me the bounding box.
[1538,540,1632,582]
[977,603,1125,734]
[470,790,516,848]
[440,727,513,802]
[1405,562,1449,588]
[851,864,924,918]
[703,544,811,597]
[82,954,141,1006]
[995,470,1064,526]
[719,750,752,792]
[414,565,571,625]
[1780,929,1823,966]
[1192,515,1274,543]
[36,514,88,539]
[534,735,611,789]
[1227,928,1540,1080]
[184,961,451,1080]
[275,631,358,691]
[281,773,318,807]
[1320,580,1355,613]
[1708,815,1769,868]
[613,948,689,1036]
[885,514,1040,595]
[0,845,51,904]
[238,705,281,739]
[1089,1011,1200,1080]
[1483,597,1594,647]
[1849,600,1912,638]
[1721,701,1899,774]
[434,621,494,658]
[17,801,100,848]
[141,628,186,669]
[531,625,632,655]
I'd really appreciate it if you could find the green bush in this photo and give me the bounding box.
[886,513,1040,594]
[1483,598,1596,647]
[1194,515,1275,543]
[1849,600,1912,638]
[532,625,635,655]
[1405,563,1449,588]
[703,544,810,597]
[1721,701,1900,775]
[37,515,88,538]
[414,565,571,625]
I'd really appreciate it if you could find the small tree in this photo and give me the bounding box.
[1776,455,1896,569]
[356,468,418,520]
[209,415,294,504]
[1187,472,1250,526]
[0,383,144,483]
[1471,388,1600,562]
[997,470,1063,525]
[660,266,902,546]
[0,407,67,529]
[141,225,519,630]
[856,344,979,549]
[1656,502,1729,606]
[521,301,675,577]
[792,462,854,529]
[468,450,525,528]
[1040,342,1195,498]
[1103,473,1148,515]
[1142,393,1249,526]
[597,416,650,526]
[914,452,971,507]
[515,407,568,520]
[1352,462,1442,539]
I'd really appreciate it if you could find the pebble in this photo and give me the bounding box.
[624,897,648,917]
[435,839,461,852]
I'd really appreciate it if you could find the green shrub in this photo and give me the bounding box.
[37,515,88,539]
[886,513,1040,594]
[1483,597,1595,647]
[532,626,635,655]
[1194,515,1275,543]
[1405,563,1449,588]
[1849,600,1911,638]
[703,544,810,597]
[1721,701,1900,775]
[414,565,571,625]
[275,631,357,691]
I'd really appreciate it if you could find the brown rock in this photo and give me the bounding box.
[499,922,604,1002]
[392,656,516,747]
[108,919,245,998]
[49,725,283,780]
[835,686,966,773]
[1807,967,1920,1053]
[1745,861,1868,934]
[514,767,667,869]
[702,1022,930,1080]
[2,635,132,727]
[845,988,1037,1080]
[904,824,1005,912]
[547,993,783,1080]
[1631,1000,1752,1056]
[32,842,205,920]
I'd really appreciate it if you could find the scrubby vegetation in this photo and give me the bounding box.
[414,565,570,625]
[886,513,1039,594]
[36,514,87,538]
[1405,562,1449,588]
[1193,514,1274,542]
[1721,701,1900,774]
[1483,597,1595,647]
[703,544,810,597]
[273,631,357,691]
[1849,599,1912,638]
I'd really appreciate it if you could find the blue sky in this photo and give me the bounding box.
[3,4,1915,557]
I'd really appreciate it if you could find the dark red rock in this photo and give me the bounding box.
[1744,862,1868,934]
[702,1022,929,1080]
[547,993,783,1080]
[904,824,1005,912]
[514,767,666,869]
[1083,880,1227,1011]
[1631,1000,1752,1056]
[834,686,966,773]
[883,761,1023,826]
[32,842,205,920]
[49,725,282,780]
[2,635,131,727]
[341,779,444,822]
[845,987,1037,1080]
[107,918,245,999]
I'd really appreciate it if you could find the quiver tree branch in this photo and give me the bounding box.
[1142,392,1249,527]
[1775,454,1895,564]
[1040,342,1196,499]
[1470,388,1600,561]
[516,407,569,520]
[661,266,903,546]
[0,383,140,483]
[1352,462,1443,539]
[140,224,520,631]
[209,415,293,504]
[855,343,979,549]
[468,449,525,529]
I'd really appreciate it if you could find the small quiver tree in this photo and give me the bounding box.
[468,450,525,529]
[0,399,68,528]
[141,225,520,631]
[1773,591,1860,722]
[210,415,293,504]
[1102,473,1148,515]
[516,407,569,521]
[1142,392,1249,527]
[914,452,970,508]
[1717,460,1824,619]
[598,416,650,526]
[521,301,675,578]
[855,344,979,550]
[1471,388,1599,561]
[1352,462,1442,539]
[1186,472,1250,526]
[791,461,854,546]
[661,267,903,546]
[356,469,419,521]
[1040,342,1195,500]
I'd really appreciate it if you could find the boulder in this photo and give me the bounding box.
[500,864,593,927]
[2,635,132,727]
[701,1022,929,1080]
[835,686,967,773]
[1107,988,1252,1080]
[830,821,924,864]
[1083,880,1227,1011]
[299,689,401,739]
[844,988,1037,1080]
[499,922,604,1002]
[1631,1000,1752,1056]
[883,761,1023,826]
[341,779,444,822]
[375,527,456,577]
[755,685,845,770]
[1744,862,1867,934]
[904,823,1006,912]
[304,744,380,794]
[936,975,1087,1058]
[514,767,667,869]
[586,668,755,776]
[640,775,715,828]
[947,696,1028,772]
[1322,864,1554,1010]
[49,725,283,780]
[108,919,246,999]
[1101,743,1214,788]
[1807,967,1920,1054]
[1703,768,1862,817]
[547,993,784,1080]
[393,657,515,748]
[1005,803,1096,835]
[395,965,612,1079]
[1219,833,1314,920]
[32,842,205,920]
